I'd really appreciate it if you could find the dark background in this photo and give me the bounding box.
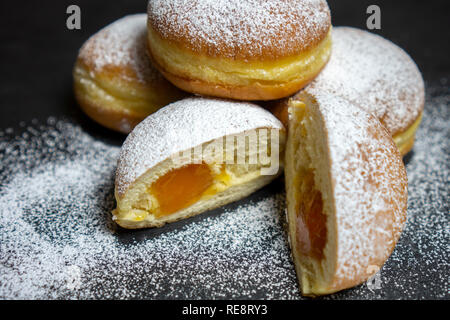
[0,0,449,136]
[0,0,448,300]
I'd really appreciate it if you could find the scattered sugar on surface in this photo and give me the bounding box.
[0,86,448,299]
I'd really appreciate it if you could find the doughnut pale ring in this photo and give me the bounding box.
[267,27,425,156]
[285,90,408,296]
[113,97,286,229]
[146,0,332,101]
[73,14,186,134]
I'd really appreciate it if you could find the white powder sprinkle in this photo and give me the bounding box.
[0,85,448,299]
[307,27,425,136]
[78,14,161,84]
[147,0,331,60]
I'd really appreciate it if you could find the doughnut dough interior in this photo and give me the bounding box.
[285,91,408,296]
[113,98,286,229]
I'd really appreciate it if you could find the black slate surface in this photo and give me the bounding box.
[0,0,448,299]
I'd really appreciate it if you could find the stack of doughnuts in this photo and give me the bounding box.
[73,0,425,296]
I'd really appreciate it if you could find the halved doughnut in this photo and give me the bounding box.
[113,97,286,228]
[285,90,408,296]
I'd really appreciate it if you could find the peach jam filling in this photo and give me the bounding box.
[296,169,327,261]
[150,163,214,218]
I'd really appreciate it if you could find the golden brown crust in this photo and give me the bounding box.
[156,64,323,101]
[73,59,187,134]
[146,27,332,101]
[147,0,331,61]
[74,81,148,134]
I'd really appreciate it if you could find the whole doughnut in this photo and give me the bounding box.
[146,0,332,101]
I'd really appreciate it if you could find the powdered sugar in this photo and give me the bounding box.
[78,14,161,83]
[0,85,448,299]
[147,0,331,60]
[307,27,425,136]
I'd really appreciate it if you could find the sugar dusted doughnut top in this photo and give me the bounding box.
[307,27,425,136]
[147,0,331,60]
[116,97,284,197]
[77,14,163,84]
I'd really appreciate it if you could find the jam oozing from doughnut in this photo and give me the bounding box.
[296,170,327,261]
[151,163,214,217]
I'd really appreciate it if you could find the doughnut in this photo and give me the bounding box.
[285,90,408,296]
[266,27,425,156]
[146,0,332,101]
[73,14,186,134]
[113,97,286,229]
